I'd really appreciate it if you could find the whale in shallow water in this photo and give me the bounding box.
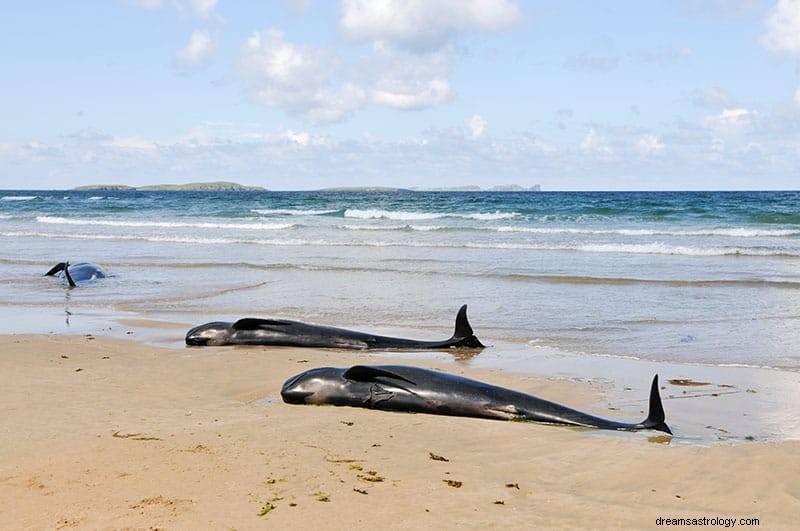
[281,364,671,434]
[185,305,485,350]
[44,261,107,287]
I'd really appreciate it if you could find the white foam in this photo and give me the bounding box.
[1,196,37,201]
[252,208,338,216]
[4,230,797,256]
[344,209,518,221]
[494,226,800,238]
[340,224,405,231]
[464,211,519,220]
[36,216,296,231]
[344,209,445,220]
[339,224,446,232]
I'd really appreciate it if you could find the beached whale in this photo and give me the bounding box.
[281,365,671,434]
[185,305,485,349]
[44,261,107,287]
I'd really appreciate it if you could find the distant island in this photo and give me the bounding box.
[73,181,266,192]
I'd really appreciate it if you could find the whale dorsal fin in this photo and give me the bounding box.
[642,374,671,435]
[453,304,473,338]
[450,304,485,348]
[232,318,294,330]
[343,366,416,385]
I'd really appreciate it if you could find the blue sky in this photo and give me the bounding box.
[2,0,799,190]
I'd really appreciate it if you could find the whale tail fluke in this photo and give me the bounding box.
[642,374,671,434]
[62,261,76,287]
[44,261,76,287]
[44,262,68,277]
[450,304,485,348]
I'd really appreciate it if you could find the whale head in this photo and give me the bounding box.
[185,322,234,346]
[281,365,419,407]
[280,367,360,405]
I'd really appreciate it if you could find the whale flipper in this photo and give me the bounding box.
[343,365,417,385]
[232,318,294,330]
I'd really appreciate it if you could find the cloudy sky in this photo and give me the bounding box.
[2,0,800,190]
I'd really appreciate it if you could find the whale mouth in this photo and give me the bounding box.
[185,335,210,346]
[185,324,211,346]
[280,373,317,404]
[281,390,314,404]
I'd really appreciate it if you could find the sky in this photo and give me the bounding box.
[1,0,800,191]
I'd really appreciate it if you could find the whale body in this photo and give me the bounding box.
[281,364,671,434]
[44,261,107,287]
[186,305,484,350]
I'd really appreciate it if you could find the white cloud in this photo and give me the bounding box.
[761,0,800,55]
[340,0,521,52]
[467,114,488,139]
[704,108,757,133]
[761,1,800,108]
[719,108,754,123]
[109,137,158,150]
[120,0,163,9]
[174,29,216,68]
[65,128,114,143]
[0,141,24,159]
[580,128,614,157]
[696,86,737,108]
[7,118,800,190]
[234,2,520,122]
[237,29,366,123]
[282,130,311,146]
[524,135,558,154]
[190,0,218,19]
[367,42,452,109]
[636,134,665,155]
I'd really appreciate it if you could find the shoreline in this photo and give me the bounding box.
[1,333,797,528]
[1,303,798,445]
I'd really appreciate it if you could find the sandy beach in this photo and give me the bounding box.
[1,333,796,530]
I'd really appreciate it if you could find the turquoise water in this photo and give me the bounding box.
[1,190,799,371]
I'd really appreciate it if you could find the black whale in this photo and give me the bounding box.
[281,364,671,434]
[186,305,484,350]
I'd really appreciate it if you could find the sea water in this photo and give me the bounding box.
[1,190,799,441]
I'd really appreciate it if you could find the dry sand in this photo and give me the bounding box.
[0,334,797,529]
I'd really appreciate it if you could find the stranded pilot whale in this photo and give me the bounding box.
[185,305,485,350]
[281,365,671,434]
[44,261,107,287]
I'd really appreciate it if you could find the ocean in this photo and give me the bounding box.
[2,189,799,442]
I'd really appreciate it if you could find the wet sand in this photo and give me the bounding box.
[0,333,797,529]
